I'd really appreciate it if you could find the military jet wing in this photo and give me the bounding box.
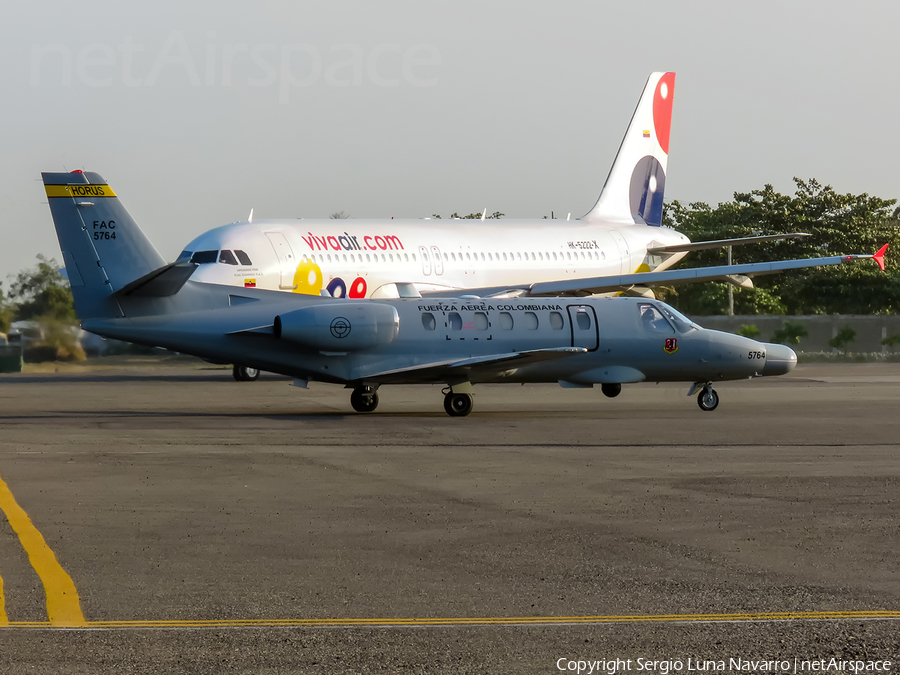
[422,245,889,298]
[360,347,587,384]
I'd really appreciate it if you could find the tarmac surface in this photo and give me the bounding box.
[0,361,897,673]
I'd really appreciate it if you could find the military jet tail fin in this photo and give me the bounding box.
[42,171,167,320]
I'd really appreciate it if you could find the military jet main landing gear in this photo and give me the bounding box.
[600,383,621,398]
[444,392,474,417]
[696,385,719,412]
[350,385,379,413]
[233,365,260,382]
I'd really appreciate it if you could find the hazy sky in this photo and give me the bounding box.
[3,0,899,277]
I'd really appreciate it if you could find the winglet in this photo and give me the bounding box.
[873,243,889,272]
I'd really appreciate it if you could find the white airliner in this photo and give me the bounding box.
[179,72,709,300]
[175,71,884,309]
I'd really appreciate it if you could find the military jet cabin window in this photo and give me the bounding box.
[549,312,564,330]
[474,312,488,330]
[422,313,436,330]
[499,312,513,330]
[523,312,538,330]
[235,250,252,265]
[448,313,462,330]
[639,304,675,334]
[575,310,591,330]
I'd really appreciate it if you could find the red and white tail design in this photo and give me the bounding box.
[584,72,675,227]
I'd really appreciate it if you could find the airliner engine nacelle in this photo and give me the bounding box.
[274,303,399,352]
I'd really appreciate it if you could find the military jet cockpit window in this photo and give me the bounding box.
[235,250,252,265]
[658,304,700,332]
[219,250,238,265]
[639,303,675,334]
[176,250,192,263]
[190,250,219,264]
[422,313,436,330]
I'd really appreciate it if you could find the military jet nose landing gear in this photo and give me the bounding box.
[697,385,719,412]
[443,392,474,417]
[233,365,260,382]
[350,385,379,413]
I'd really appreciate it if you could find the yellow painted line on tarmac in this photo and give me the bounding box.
[2,610,899,630]
[0,474,85,627]
[0,571,7,626]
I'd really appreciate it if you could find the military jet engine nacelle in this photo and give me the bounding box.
[274,303,399,352]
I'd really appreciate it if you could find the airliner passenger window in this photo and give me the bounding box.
[549,312,564,330]
[190,250,218,264]
[499,312,513,330]
[219,250,238,265]
[639,304,674,334]
[448,313,462,330]
[422,313,436,330]
[474,312,488,330]
[523,312,538,330]
[235,250,252,265]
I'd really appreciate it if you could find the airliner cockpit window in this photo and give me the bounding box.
[218,250,238,265]
[235,250,252,265]
[639,303,675,334]
[190,250,218,264]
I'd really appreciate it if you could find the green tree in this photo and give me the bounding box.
[8,255,76,322]
[829,325,856,354]
[882,333,900,350]
[663,179,900,315]
[737,324,761,339]
[772,321,808,346]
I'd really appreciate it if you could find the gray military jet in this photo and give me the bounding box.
[43,171,882,416]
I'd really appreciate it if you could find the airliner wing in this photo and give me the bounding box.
[423,246,888,299]
[647,232,810,254]
[362,347,587,384]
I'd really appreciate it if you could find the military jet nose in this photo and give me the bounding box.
[761,343,797,376]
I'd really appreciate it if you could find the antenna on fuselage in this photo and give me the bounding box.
[481,208,486,221]
[248,208,254,224]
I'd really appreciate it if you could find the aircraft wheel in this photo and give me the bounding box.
[350,386,379,413]
[601,383,622,398]
[444,393,473,417]
[697,387,719,412]
[233,365,261,382]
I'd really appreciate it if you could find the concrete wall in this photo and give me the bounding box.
[694,315,900,352]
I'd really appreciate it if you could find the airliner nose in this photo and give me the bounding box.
[761,343,797,376]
